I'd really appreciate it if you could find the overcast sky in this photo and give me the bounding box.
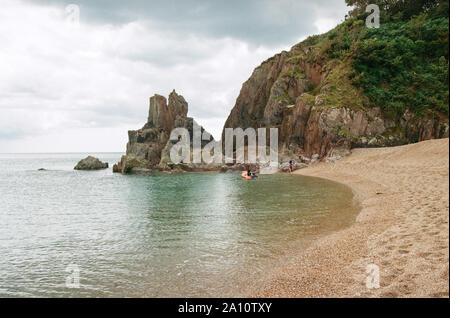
[0,0,349,152]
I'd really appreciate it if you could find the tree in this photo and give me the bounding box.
[345,0,445,20]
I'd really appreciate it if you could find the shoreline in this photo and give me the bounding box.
[251,138,449,297]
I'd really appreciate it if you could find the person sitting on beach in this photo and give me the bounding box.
[289,160,294,173]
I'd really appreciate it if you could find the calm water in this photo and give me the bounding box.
[0,153,359,297]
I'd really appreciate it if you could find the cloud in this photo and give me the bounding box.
[0,0,349,152]
[25,0,349,45]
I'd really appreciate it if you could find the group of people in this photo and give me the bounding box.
[244,159,296,177]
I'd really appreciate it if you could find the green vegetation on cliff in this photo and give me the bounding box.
[304,0,449,118]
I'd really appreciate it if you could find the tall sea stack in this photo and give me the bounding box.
[113,90,215,174]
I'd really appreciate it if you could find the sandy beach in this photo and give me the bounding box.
[253,138,449,297]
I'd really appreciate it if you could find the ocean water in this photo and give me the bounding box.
[0,153,359,297]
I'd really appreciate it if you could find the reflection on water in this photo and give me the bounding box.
[0,153,359,297]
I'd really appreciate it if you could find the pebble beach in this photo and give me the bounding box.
[253,138,449,297]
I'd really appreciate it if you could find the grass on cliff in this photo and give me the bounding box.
[298,1,449,119]
[320,61,371,110]
[328,4,448,118]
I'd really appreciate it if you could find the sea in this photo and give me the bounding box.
[0,153,359,297]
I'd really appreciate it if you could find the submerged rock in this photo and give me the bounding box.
[74,156,108,170]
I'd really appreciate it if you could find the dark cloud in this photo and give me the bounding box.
[1,0,350,151]
[25,0,349,46]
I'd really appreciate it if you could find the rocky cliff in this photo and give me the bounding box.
[222,38,449,163]
[114,90,215,174]
[117,5,448,173]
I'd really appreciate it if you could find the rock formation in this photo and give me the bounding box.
[74,156,108,170]
[117,15,449,173]
[113,90,216,174]
[222,44,449,164]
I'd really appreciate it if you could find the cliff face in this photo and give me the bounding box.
[117,7,448,172]
[222,42,449,161]
[114,90,214,174]
[222,6,449,162]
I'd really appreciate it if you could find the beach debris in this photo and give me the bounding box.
[310,154,320,164]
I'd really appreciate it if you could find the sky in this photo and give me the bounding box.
[0,0,349,153]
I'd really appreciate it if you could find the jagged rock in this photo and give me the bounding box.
[74,156,108,170]
[114,90,217,174]
[221,52,290,140]
[159,117,214,167]
[280,95,313,154]
[168,89,188,118]
[221,41,448,162]
[117,35,448,173]
[146,94,172,131]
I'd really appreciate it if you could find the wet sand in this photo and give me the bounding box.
[253,138,449,297]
